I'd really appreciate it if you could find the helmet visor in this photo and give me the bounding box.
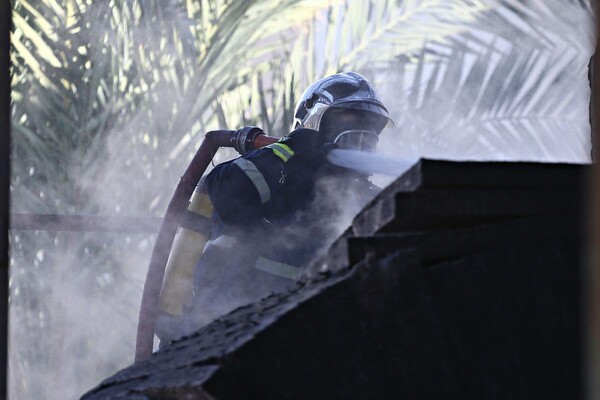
[333,130,379,152]
[329,100,394,128]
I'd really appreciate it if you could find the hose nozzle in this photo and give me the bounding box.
[231,126,279,154]
[234,126,265,154]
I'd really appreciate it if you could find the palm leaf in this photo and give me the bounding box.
[374,0,593,163]
[8,0,593,398]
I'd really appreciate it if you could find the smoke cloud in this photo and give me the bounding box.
[9,1,593,399]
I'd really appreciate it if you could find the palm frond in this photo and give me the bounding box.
[8,0,594,399]
[374,0,593,163]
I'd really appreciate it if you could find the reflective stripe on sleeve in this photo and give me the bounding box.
[254,256,301,280]
[267,142,295,163]
[233,158,271,204]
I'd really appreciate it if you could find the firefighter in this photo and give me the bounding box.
[179,71,394,336]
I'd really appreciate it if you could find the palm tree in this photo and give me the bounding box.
[9,0,593,398]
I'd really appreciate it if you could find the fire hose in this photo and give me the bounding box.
[135,128,278,362]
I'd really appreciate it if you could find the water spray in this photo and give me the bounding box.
[327,149,419,177]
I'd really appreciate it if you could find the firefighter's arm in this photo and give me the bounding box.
[205,128,329,226]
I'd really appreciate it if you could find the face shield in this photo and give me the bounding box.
[333,130,379,152]
[319,107,388,152]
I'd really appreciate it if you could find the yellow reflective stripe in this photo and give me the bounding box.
[267,143,295,162]
[271,148,288,163]
[188,190,213,218]
[275,143,295,156]
[254,256,301,280]
[233,158,271,204]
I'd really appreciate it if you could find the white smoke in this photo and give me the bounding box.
[8,1,594,399]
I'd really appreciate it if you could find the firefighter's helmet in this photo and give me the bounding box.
[293,72,393,151]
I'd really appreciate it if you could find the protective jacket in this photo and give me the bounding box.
[184,128,379,331]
